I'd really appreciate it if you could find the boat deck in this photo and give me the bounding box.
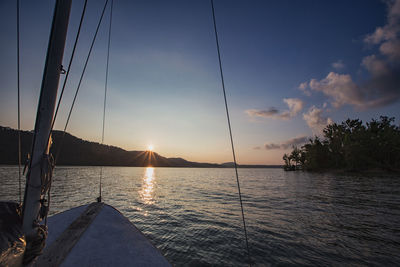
[35,203,170,266]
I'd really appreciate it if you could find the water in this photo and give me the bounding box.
[1,166,399,266]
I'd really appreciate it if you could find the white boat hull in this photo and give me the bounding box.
[36,203,170,266]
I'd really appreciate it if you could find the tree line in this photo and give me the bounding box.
[283,116,400,171]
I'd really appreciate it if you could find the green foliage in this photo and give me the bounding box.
[284,116,400,171]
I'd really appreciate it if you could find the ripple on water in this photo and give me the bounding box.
[1,166,400,266]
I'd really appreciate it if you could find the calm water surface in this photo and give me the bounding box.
[1,166,399,266]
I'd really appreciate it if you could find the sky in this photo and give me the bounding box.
[1,0,400,165]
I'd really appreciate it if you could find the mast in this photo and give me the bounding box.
[22,0,72,238]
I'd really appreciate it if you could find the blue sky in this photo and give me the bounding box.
[1,0,399,164]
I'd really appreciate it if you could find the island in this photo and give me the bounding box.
[283,116,400,172]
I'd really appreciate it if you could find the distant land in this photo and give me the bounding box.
[0,126,280,168]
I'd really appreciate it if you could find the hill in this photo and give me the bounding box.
[0,126,279,168]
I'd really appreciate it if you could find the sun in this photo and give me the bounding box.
[147,144,154,152]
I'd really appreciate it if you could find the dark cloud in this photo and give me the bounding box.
[264,143,281,150]
[260,136,308,150]
[246,108,279,118]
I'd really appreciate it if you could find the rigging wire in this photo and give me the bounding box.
[98,0,114,202]
[55,0,110,164]
[210,0,252,264]
[16,0,22,205]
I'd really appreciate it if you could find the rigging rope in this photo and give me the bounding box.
[210,0,252,264]
[16,0,22,205]
[55,0,110,164]
[98,0,114,203]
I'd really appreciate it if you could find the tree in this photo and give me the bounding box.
[290,146,301,170]
[283,116,400,172]
[283,153,293,170]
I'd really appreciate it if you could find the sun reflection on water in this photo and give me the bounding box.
[139,167,155,205]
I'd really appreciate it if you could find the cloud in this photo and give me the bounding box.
[246,108,279,118]
[262,136,308,150]
[246,98,304,120]
[364,0,400,61]
[364,25,397,45]
[332,60,345,70]
[298,82,311,96]
[299,82,308,90]
[307,66,400,109]
[380,39,400,60]
[308,72,363,108]
[284,98,304,116]
[264,143,281,150]
[303,106,333,134]
[300,0,400,109]
[360,55,400,107]
[281,136,309,149]
[362,54,388,75]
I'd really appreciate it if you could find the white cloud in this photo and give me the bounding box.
[364,25,398,45]
[298,82,311,96]
[299,82,308,90]
[379,39,400,60]
[308,72,363,108]
[309,70,400,109]
[262,136,308,150]
[303,106,333,134]
[364,0,400,59]
[246,98,304,120]
[300,0,400,110]
[332,60,345,70]
[364,0,400,61]
[283,98,304,116]
[362,55,389,76]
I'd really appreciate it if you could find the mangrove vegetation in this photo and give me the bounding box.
[283,116,400,172]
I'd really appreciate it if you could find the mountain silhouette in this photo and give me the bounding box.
[0,126,279,168]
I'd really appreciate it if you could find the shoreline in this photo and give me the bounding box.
[286,168,400,175]
[0,164,283,169]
